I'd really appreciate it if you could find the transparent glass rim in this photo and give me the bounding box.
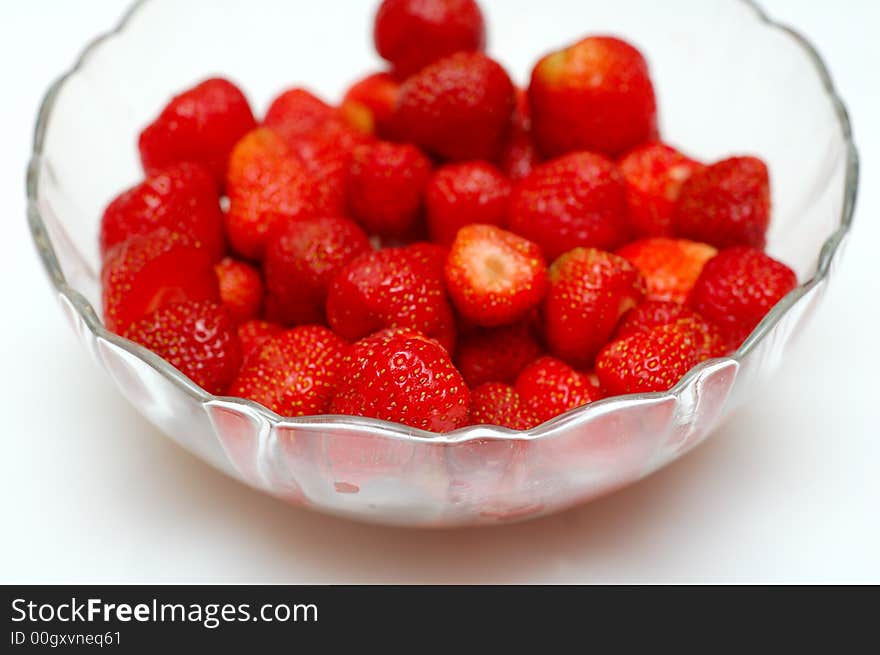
[25,0,859,445]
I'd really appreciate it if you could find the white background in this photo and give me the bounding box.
[0,0,877,583]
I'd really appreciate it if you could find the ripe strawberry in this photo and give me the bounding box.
[616,237,718,304]
[454,321,544,387]
[675,156,771,249]
[263,88,336,143]
[393,51,515,162]
[374,0,486,77]
[426,161,512,246]
[102,229,220,334]
[236,319,284,362]
[347,141,432,238]
[214,257,263,324]
[596,317,727,395]
[326,247,457,351]
[139,78,256,186]
[99,163,224,262]
[341,72,400,138]
[543,247,645,367]
[688,246,797,348]
[507,151,630,260]
[500,89,541,181]
[285,125,372,218]
[515,356,604,423]
[615,300,709,339]
[469,383,540,430]
[330,328,470,432]
[123,300,242,395]
[445,224,547,327]
[263,215,371,325]
[618,142,705,237]
[228,326,348,416]
[528,36,657,158]
[224,128,325,259]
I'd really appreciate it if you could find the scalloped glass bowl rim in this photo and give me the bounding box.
[26,0,859,446]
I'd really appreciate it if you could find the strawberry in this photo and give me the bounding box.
[393,51,515,162]
[596,317,727,395]
[263,215,371,325]
[687,246,797,348]
[674,156,771,250]
[102,229,220,334]
[616,237,718,304]
[347,141,432,238]
[263,88,336,144]
[454,321,544,387]
[138,78,256,186]
[614,300,709,339]
[619,142,706,238]
[123,300,242,395]
[374,0,486,78]
[214,257,263,324]
[224,128,325,260]
[341,72,400,138]
[543,247,645,367]
[499,89,541,181]
[445,224,547,327]
[228,325,348,416]
[330,328,470,432]
[469,382,540,430]
[326,247,457,351]
[426,161,512,246]
[528,36,657,158]
[99,162,224,262]
[507,151,630,260]
[236,319,284,362]
[515,356,604,423]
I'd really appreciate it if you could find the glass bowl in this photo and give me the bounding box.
[27,0,857,527]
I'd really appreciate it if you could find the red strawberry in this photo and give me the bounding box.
[263,88,336,143]
[500,89,541,181]
[507,151,630,260]
[454,321,544,387]
[236,319,284,362]
[228,325,348,416]
[615,300,709,339]
[374,0,486,77]
[123,300,242,394]
[341,72,401,138]
[619,142,706,237]
[445,224,547,327]
[285,125,372,218]
[393,51,515,162]
[326,247,456,351]
[330,328,470,432]
[139,78,256,186]
[102,229,220,334]
[675,156,771,250]
[616,237,718,304]
[214,257,263,324]
[263,215,372,325]
[99,163,224,262]
[469,383,540,430]
[688,246,797,348]
[426,161,512,246]
[543,247,645,367]
[528,36,658,158]
[224,128,325,259]
[515,356,604,423]
[347,141,432,238]
[596,318,727,395]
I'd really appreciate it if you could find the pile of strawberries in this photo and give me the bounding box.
[100,0,798,433]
